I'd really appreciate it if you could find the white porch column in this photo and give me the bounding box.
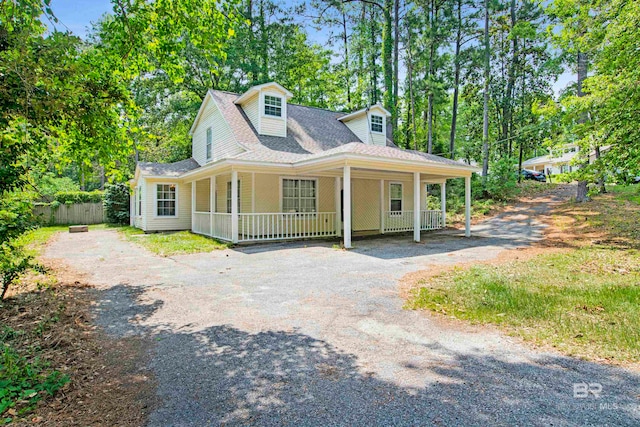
[210,176,215,236]
[413,172,421,242]
[210,176,216,213]
[379,179,385,234]
[465,175,471,237]
[440,181,447,228]
[334,176,342,237]
[343,165,352,248]
[191,180,196,229]
[231,170,239,243]
[251,172,255,213]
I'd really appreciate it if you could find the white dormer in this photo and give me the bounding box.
[337,104,391,146]
[234,82,293,137]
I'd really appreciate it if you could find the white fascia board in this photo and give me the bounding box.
[337,104,392,122]
[234,82,294,105]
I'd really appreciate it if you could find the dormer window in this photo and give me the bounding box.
[264,95,283,117]
[370,115,383,133]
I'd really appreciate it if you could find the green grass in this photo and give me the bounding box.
[15,226,67,256]
[408,249,640,361]
[407,185,640,363]
[117,227,229,256]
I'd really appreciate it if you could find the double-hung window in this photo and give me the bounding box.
[389,183,402,215]
[264,95,282,117]
[370,114,383,133]
[137,185,142,216]
[226,180,241,213]
[206,127,212,161]
[156,184,177,216]
[282,179,316,213]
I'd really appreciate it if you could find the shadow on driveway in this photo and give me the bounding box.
[92,284,640,427]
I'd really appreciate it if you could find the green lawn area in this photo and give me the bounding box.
[117,226,229,256]
[16,224,229,258]
[407,185,640,363]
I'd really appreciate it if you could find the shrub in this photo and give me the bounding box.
[52,190,103,205]
[484,158,519,200]
[0,193,36,300]
[103,183,130,224]
[552,172,574,183]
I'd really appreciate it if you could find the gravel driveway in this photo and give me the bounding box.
[44,187,640,426]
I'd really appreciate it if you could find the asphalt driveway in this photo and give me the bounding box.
[44,189,640,426]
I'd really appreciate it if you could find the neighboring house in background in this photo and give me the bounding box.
[129,82,478,247]
[523,144,580,175]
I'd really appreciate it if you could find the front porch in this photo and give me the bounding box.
[187,164,471,248]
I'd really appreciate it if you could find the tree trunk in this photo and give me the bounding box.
[481,0,490,180]
[259,0,268,80]
[595,145,606,193]
[575,50,589,202]
[382,0,393,113]
[341,8,351,105]
[370,6,378,105]
[407,28,417,150]
[449,0,462,160]
[576,181,588,202]
[518,141,524,183]
[426,0,437,154]
[502,0,517,155]
[392,0,400,132]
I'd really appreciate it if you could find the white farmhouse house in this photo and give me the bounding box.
[130,82,479,248]
[522,144,580,175]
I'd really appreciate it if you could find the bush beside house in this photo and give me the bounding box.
[103,183,130,225]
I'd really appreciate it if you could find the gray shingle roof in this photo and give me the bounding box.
[138,90,475,177]
[234,142,470,167]
[138,158,200,177]
[210,90,396,153]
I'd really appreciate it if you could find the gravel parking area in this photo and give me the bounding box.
[44,189,640,426]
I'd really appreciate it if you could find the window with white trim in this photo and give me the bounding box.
[370,114,383,133]
[156,184,176,216]
[264,95,282,117]
[282,179,316,213]
[226,180,241,213]
[206,127,212,160]
[389,183,402,214]
[137,185,142,216]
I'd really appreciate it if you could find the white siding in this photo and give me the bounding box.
[343,108,388,146]
[195,179,211,212]
[191,96,244,165]
[243,93,259,131]
[133,177,147,230]
[260,115,286,137]
[143,180,192,232]
[370,128,386,146]
[344,117,369,144]
[352,179,380,231]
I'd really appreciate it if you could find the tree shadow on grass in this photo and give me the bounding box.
[92,284,640,427]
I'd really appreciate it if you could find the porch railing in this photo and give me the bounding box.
[192,212,232,241]
[421,210,443,230]
[382,210,444,233]
[193,212,211,236]
[211,213,232,241]
[239,212,337,242]
[383,210,414,232]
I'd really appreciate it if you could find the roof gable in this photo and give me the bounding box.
[337,104,391,122]
[234,82,294,105]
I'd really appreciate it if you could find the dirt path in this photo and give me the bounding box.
[43,185,640,426]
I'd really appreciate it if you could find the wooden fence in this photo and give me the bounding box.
[34,203,104,225]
